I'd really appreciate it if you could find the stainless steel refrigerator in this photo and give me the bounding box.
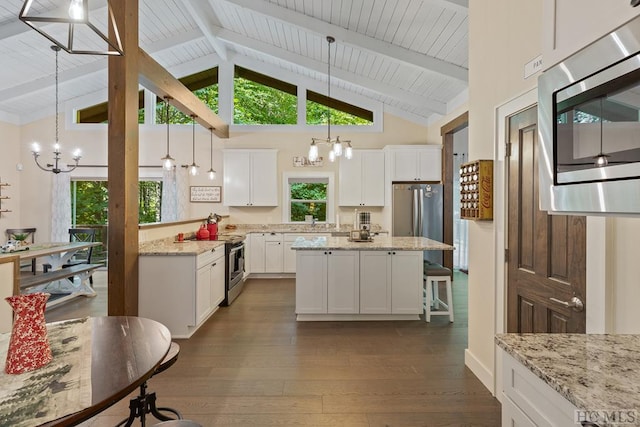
[392,183,443,265]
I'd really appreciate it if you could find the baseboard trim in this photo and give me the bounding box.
[465,348,495,395]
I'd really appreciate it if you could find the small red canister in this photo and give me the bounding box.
[196,225,210,240]
[207,222,218,239]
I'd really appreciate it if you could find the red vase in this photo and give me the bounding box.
[4,292,52,374]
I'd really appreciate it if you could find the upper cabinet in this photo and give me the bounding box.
[387,145,442,182]
[542,1,640,69]
[223,149,278,206]
[339,150,385,206]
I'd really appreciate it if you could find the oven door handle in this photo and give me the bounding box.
[229,244,244,255]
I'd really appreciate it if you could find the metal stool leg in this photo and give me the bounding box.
[116,381,182,427]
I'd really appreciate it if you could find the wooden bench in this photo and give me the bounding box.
[20,263,101,291]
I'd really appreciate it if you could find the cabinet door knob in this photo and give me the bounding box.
[212,263,217,267]
[392,251,396,255]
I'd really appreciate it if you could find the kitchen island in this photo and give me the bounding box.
[291,236,453,321]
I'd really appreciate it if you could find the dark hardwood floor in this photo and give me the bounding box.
[48,271,501,427]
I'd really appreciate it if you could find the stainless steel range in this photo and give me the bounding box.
[212,234,245,305]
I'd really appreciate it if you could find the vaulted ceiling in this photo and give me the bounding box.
[0,0,468,126]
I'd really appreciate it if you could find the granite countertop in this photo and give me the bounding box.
[139,239,225,256]
[496,333,640,425]
[225,223,386,234]
[291,235,454,251]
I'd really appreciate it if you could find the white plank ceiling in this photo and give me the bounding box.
[0,0,468,125]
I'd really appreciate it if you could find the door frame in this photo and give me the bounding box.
[493,88,608,398]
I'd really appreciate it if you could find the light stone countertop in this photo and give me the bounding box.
[496,333,640,426]
[139,239,225,256]
[138,224,389,255]
[291,236,454,251]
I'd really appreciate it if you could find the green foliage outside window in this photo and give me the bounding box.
[233,77,297,124]
[156,85,220,124]
[306,100,371,125]
[290,183,327,222]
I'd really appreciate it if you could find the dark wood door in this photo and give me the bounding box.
[507,106,587,333]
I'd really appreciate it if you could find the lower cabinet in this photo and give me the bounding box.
[284,233,331,273]
[296,250,422,316]
[296,250,359,314]
[139,245,226,338]
[360,251,423,314]
[501,349,579,426]
[265,233,284,273]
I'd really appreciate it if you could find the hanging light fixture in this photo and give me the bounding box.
[19,0,124,56]
[160,96,175,170]
[593,97,610,167]
[32,45,81,174]
[308,36,352,162]
[188,115,200,176]
[207,127,216,180]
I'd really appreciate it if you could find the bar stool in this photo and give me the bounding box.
[117,342,182,427]
[423,262,454,322]
[152,421,202,427]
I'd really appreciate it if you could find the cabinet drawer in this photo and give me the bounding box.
[502,352,577,426]
[197,246,223,268]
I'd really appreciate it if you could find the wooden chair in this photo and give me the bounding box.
[5,228,36,274]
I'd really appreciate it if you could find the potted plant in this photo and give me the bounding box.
[11,233,29,246]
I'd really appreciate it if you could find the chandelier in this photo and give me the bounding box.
[308,36,353,163]
[32,45,81,174]
[19,0,124,56]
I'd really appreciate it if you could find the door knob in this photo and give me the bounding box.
[549,296,584,312]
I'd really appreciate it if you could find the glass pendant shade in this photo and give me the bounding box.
[345,143,353,160]
[207,127,216,181]
[161,96,175,170]
[189,114,199,176]
[308,141,319,162]
[328,149,336,162]
[333,138,343,156]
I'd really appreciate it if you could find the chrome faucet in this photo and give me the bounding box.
[311,218,316,227]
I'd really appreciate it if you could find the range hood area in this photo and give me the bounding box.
[538,14,640,215]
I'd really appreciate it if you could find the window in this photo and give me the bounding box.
[306,90,373,125]
[77,68,219,124]
[283,173,334,223]
[234,66,297,125]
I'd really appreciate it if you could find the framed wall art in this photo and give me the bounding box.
[190,186,221,203]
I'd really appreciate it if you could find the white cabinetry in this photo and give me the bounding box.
[249,232,286,273]
[295,250,359,314]
[249,233,266,272]
[501,350,578,426]
[139,245,225,338]
[265,233,284,273]
[339,150,385,206]
[359,251,422,314]
[283,233,330,273]
[223,149,278,206]
[388,145,442,182]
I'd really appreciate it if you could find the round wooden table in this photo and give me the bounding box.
[39,316,172,426]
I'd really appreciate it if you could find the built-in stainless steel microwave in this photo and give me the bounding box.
[539,14,640,215]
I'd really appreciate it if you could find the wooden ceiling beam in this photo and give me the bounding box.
[138,48,229,138]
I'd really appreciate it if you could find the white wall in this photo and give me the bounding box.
[13,110,430,241]
[0,121,23,233]
[458,0,640,395]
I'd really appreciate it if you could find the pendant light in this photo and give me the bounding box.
[593,97,609,167]
[308,36,352,162]
[31,45,82,174]
[207,127,216,180]
[19,0,124,56]
[188,115,200,176]
[160,96,175,170]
